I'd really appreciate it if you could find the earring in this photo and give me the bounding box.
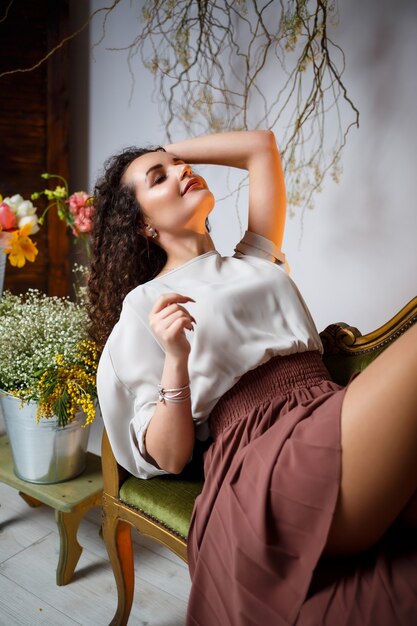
[146,226,158,239]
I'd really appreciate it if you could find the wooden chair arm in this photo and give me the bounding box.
[320,295,417,355]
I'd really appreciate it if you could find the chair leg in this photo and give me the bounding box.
[102,503,135,626]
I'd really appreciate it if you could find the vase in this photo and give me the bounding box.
[0,391,90,484]
[0,252,6,297]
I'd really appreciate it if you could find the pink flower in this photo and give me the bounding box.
[73,206,94,234]
[0,201,17,230]
[68,192,90,215]
[67,192,94,235]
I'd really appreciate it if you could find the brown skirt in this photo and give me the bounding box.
[186,351,417,626]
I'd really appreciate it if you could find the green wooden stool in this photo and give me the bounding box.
[0,434,103,585]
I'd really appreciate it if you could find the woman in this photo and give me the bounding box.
[89,131,417,625]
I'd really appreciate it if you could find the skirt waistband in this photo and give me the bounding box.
[209,351,331,439]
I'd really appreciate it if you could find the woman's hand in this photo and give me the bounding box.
[149,292,196,359]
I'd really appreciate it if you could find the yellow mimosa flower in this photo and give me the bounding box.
[4,224,38,267]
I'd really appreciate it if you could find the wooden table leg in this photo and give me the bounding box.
[19,492,43,508]
[54,494,102,586]
[55,507,85,586]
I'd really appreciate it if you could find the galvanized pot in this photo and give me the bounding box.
[0,391,90,484]
[0,253,6,297]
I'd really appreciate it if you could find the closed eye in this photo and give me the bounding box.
[153,173,167,185]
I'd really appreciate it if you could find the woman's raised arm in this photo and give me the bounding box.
[165,130,286,249]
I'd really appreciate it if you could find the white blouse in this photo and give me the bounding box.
[97,231,323,478]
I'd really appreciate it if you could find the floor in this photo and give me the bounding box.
[0,479,190,626]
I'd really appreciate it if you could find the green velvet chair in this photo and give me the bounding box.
[101,296,417,626]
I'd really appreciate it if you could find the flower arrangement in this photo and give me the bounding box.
[0,289,99,427]
[0,194,40,267]
[31,173,94,240]
[0,174,94,268]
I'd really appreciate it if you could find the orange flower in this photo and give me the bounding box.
[3,224,38,267]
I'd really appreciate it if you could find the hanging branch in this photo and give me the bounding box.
[1,0,359,217]
[0,0,14,24]
[0,0,123,80]
[108,0,359,215]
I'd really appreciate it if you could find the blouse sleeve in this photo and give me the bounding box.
[97,298,169,479]
[233,230,287,267]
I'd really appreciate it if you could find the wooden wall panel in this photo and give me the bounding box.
[0,0,70,296]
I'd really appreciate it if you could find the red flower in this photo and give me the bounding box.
[0,201,17,230]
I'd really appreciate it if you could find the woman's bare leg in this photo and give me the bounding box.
[325,322,417,555]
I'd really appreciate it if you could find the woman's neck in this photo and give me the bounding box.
[157,232,216,276]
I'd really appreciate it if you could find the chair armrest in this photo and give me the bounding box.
[320,295,417,385]
[321,295,417,356]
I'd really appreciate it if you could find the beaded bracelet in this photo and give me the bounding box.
[158,383,191,404]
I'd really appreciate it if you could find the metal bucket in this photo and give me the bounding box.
[0,392,90,484]
[0,253,6,297]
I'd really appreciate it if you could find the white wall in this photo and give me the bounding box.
[70,0,417,335]
[1,0,408,449]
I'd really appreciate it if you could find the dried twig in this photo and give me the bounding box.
[107,0,359,215]
[1,0,359,218]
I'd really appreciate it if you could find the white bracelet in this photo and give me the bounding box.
[158,383,191,404]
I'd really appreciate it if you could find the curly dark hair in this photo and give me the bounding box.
[87,146,167,347]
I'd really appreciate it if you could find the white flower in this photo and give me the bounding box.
[16,199,37,217]
[3,195,40,233]
[18,215,40,234]
[3,194,24,212]
[0,290,90,400]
